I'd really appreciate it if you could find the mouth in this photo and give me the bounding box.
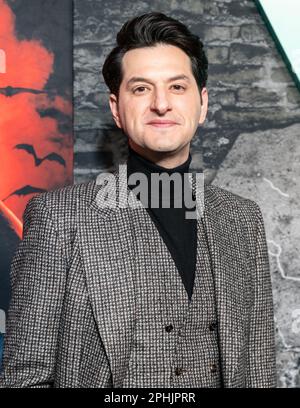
[147,121,178,128]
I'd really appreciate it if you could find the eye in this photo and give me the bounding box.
[133,86,148,94]
[171,84,186,92]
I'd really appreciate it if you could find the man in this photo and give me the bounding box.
[0,12,276,388]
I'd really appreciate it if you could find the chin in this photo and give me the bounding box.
[157,143,179,151]
[148,145,181,154]
[145,138,183,153]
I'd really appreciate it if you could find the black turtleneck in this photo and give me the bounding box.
[126,146,197,301]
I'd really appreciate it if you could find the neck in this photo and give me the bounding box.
[128,140,190,169]
[127,145,191,175]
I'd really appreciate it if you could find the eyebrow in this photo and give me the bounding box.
[126,74,191,87]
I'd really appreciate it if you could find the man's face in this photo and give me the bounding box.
[109,44,208,158]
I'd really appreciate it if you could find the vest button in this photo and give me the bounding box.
[210,363,218,373]
[175,367,184,376]
[209,322,217,331]
[165,324,174,333]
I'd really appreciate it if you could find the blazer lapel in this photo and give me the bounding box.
[202,185,248,387]
[77,169,139,388]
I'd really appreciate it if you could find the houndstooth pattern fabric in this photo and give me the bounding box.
[122,204,222,387]
[0,166,277,388]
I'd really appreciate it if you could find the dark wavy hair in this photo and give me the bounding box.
[102,12,208,97]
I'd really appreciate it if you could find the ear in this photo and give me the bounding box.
[109,93,122,129]
[198,87,208,125]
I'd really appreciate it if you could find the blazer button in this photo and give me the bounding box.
[210,363,218,373]
[209,322,217,331]
[165,324,174,333]
[175,367,185,376]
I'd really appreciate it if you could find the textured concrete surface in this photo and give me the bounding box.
[214,124,300,387]
[74,0,300,386]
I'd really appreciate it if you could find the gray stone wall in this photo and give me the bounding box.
[74,0,300,387]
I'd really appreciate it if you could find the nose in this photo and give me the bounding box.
[150,88,171,115]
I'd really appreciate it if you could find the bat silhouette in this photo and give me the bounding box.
[2,185,47,202]
[14,144,66,167]
[0,86,48,97]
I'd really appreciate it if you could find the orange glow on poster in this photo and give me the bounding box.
[0,0,73,226]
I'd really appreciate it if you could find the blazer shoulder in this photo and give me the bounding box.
[205,182,261,216]
[24,179,98,231]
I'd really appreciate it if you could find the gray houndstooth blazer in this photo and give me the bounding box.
[0,167,276,388]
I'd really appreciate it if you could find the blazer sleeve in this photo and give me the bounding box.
[245,202,277,388]
[0,195,66,388]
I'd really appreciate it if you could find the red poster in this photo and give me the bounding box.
[0,0,73,331]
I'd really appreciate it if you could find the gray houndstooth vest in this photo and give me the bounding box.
[122,205,222,388]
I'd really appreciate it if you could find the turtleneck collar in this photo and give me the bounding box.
[127,145,192,177]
